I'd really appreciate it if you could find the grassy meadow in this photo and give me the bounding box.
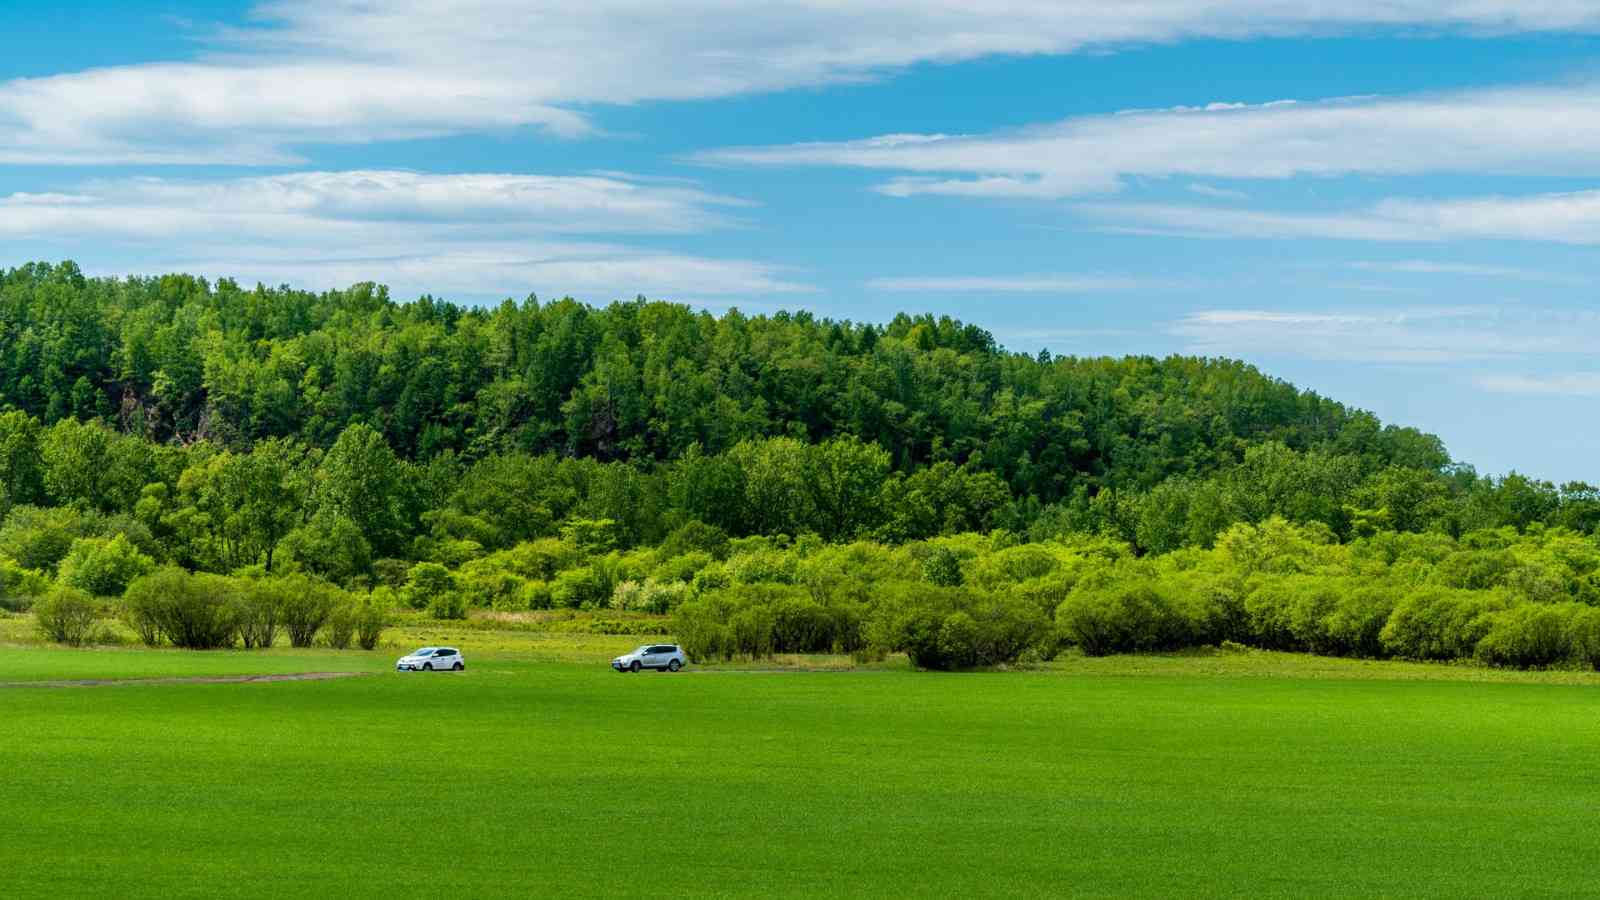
[6,616,1600,897]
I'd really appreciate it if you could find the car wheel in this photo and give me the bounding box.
[423,662,434,671]
[629,660,642,673]
[453,662,464,671]
[668,659,682,672]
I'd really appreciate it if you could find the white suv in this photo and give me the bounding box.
[396,647,465,671]
[612,644,686,673]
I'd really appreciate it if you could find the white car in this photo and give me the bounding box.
[396,647,465,672]
[612,644,686,673]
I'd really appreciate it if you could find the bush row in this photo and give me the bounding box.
[35,568,390,650]
[29,515,1600,670]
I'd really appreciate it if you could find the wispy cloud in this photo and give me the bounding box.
[1323,282,1428,296]
[1477,373,1600,396]
[1170,306,1600,364]
[0,170,747,238]
[1188,183,1248,200]
[10,2,1600,163]
[705,86,1600,200]
[1081,189,1600,245]
[1349,259,1588,284]
[866,274,1155,293]
[4,171,807,301]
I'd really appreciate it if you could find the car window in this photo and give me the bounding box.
[662,645,678,654]
[435,649,453,656]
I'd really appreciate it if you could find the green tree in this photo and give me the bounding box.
[58,534,155,597]
[315,424,408,557]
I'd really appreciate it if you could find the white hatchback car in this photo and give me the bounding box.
[396,647,465,672]
[612,644,686,673]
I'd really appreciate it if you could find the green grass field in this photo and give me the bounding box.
[7,621,1600,897]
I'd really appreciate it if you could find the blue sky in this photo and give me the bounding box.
[5,2,1600,481]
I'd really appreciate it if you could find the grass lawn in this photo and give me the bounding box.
[6,626,1600,897]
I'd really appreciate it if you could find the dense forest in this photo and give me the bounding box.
[6,260,1600,670]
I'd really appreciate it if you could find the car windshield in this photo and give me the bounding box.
[411,648,436,656]
[634,645,652,654]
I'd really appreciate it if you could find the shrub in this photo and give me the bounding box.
[356,589,392,650]
[672,598,733,662]
[490,538,580,581]
[935,611,983,669]
[0,556,49,612]
[323,597,358,649]
[956,594,1047,668]
[0,505,87,572]
[1320,585,1399,658]
[610,579,646,612]
[726,548,797,585]
[1475,603,1577,669]
[124,568,239,649]
[892,603,959,670]
[729,603,777,659]
[966,544,1060,590]
[34,586,98,646]
[660,520,730,561]
[234,578,286,649]
[611,577,688,614]
[561,518,619,554]
[58,534,156,598]
[550,566,605,609]
[1436,549,1516,591]
[122,577,167,647]
[1056,581,1195,656]
[456,560,526,610]
[654,551,713,584]
[1243,576,1353,655]
[522,579,555,610]
[1160,576,1236,649]
[921,546,964,587]
[691,562,730,594]
[427,590,468,620]
[278,575,345,647]
[645,579,690,614]
[872,582,1046,670]
[771,593,836,653]
[1567,606,1600,670]
[1379,587,1511,661]
[402,562,457,611]
[372,558,412,589]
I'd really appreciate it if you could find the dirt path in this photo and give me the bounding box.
[0,671,371,689]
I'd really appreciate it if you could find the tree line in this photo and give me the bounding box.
[6,260,1600,669]
[2,260,1442,501]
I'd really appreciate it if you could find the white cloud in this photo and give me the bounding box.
[1349,259,1586,284]
[0,170,744,238]
[1188,184,1248,200]
[10,1,1600,163]
[1083,189,1600,245]
[1170,306,1600,363]
[157,246,808,303]
[866,274,1153,293]
[4,171,807,301]
[1322,282,1428,295]
[1477,373,1600,396]
[705,85,1600,199]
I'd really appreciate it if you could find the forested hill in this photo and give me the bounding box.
[1,260,1594,571]
[3,260,1437,488]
